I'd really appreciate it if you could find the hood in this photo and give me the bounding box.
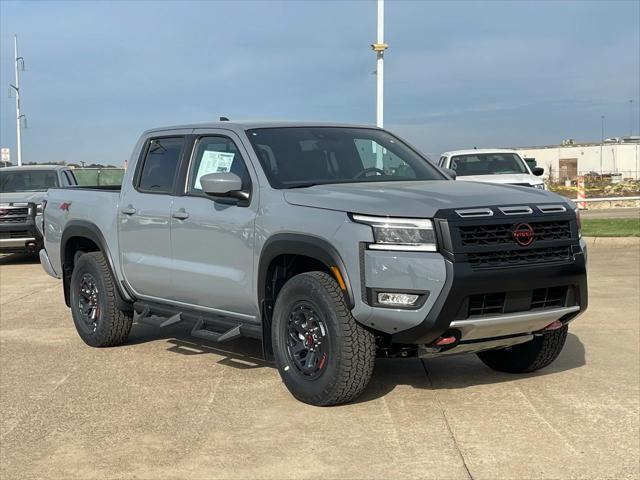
[284,180,568,217]
[456,173,542,186]
[0,191,46,205]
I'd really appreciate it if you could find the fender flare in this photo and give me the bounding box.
[257,233,355,309]
[60,220,133,310]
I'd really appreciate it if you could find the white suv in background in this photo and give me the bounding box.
[439,149,546,189]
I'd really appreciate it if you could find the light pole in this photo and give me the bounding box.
[9,35,25,167]
[371,0,388,128]
[600,115,605,174]
[629,99,634,137]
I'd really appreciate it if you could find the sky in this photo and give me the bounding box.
[0,0,639,166]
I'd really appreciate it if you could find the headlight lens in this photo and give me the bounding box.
[351,214,437,251]
[533,183,546,190]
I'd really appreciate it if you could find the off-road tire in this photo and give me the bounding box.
[69,251,133,347]
[272,271,375,406]
[477,325,568,373]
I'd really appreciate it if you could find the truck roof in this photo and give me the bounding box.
[143,121,378,135]
[0,165,70,172]
[442,148,519,157]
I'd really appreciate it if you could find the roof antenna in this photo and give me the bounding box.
[219,116,230,121]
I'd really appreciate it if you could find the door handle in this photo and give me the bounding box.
[121,206,136,216]
[172,209,190,220]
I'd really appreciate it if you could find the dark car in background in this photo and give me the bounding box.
[0,165,77,254]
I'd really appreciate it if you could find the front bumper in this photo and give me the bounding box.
[391,248,587,346]
[0,226,42,253]
[0,204,42,253]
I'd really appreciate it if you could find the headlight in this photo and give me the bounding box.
[36,202,44,214]
[533,183,546,190]
[351,214,437,251]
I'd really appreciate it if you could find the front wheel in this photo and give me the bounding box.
[477,325,568,373]
[272,271,375,406]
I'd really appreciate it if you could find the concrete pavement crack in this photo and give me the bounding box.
[420,358,474,480]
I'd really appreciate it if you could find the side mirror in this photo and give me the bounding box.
[532,167,544,177]
[443,167,457,180]
[200,172,248,202]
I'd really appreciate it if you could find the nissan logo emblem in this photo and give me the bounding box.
[512,223,535,246]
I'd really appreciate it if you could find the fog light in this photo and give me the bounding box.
[377,292,419,306]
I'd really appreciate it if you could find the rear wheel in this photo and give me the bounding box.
[477,325,568,373]
[272,271,375,406]
[69,251,133,347]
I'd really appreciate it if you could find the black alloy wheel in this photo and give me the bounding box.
[286,302,329,378]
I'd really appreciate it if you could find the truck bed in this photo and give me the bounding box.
[43,187,122,277]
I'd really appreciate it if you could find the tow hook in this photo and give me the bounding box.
[543,320,563,331]
[435,335,457,346]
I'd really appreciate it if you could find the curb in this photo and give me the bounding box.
[583,236,640,247]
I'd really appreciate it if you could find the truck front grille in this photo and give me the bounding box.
[459,220,571,246]
[467,246,572,269]
[0,207,29,223]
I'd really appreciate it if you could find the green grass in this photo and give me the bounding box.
[581,218,640,237]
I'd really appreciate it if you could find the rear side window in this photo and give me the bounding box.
[138,137,184,193]
[63,170,76,186]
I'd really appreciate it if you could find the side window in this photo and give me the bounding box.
[189,136,250,193]
[439,156,447,167]
[138,137,184,193]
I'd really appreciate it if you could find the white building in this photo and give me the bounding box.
[514,137,640,181]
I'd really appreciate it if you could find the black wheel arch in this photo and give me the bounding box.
[257,233,355,359]
[60,220,134,311]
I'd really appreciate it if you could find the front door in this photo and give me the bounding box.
[119,135,186,300]
[170,131,258,319]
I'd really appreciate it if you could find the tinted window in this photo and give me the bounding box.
[450,153,527,176]
[0,170,59,192]
[138,137,184,193]
[247,127,444,189]
[189,137,250,193]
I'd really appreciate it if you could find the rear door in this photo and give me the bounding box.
[118,134,186,299]
[169,130,258,318]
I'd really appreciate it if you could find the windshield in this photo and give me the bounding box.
[0,170,59,192]
[247,127,445,189]
[450,153,527,176]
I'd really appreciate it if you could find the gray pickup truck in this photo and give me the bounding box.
[1,165,77,254]
[39,122,588,406]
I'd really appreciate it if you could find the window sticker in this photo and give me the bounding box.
[194,150,235,189]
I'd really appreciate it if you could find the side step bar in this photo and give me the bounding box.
[133,301,261,345]
[190,320,242,343]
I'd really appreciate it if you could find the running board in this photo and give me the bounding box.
[190,319,243,343]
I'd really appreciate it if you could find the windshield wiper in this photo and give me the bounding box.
[286,182,327,189]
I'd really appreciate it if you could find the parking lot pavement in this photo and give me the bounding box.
[1,244,638,480]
